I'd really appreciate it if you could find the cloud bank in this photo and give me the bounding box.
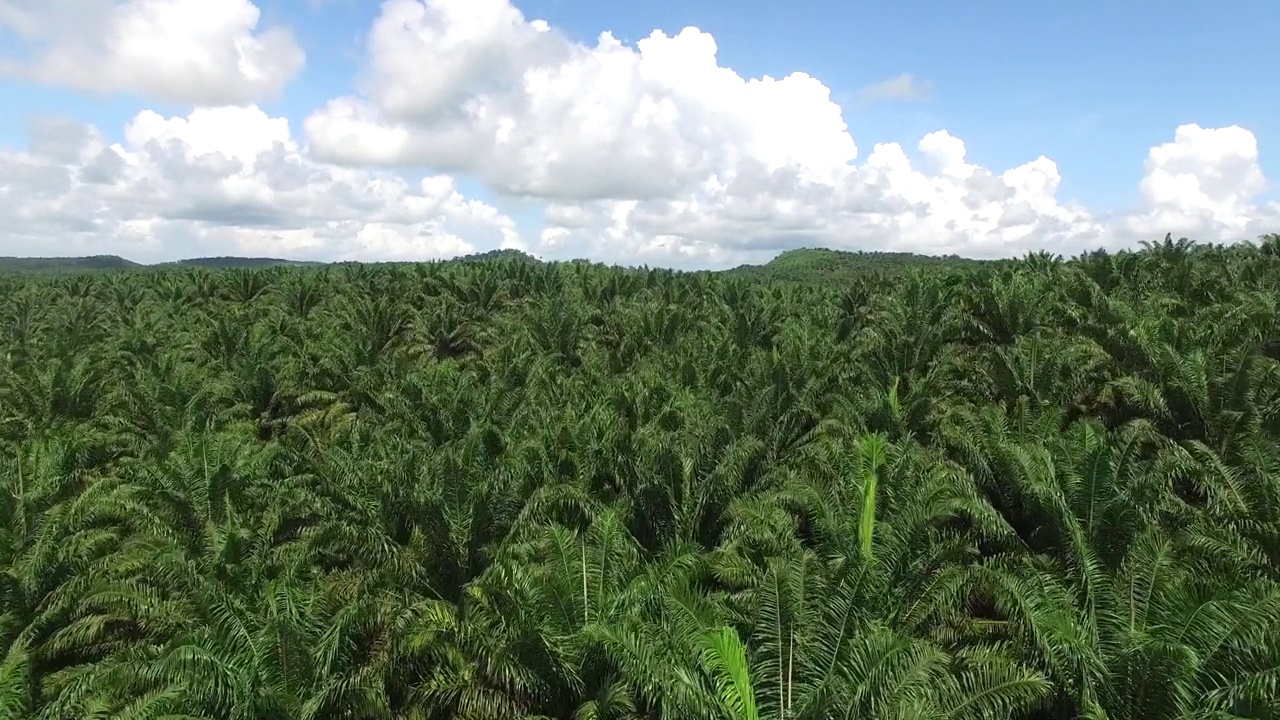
[0,0,1275,267]
[0,106,521,261]
[0,0,303,105]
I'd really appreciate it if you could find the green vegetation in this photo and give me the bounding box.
[452,248,545,265]
[2,235,1279,719]
[0,256,143,274]
[0,246,990,279]
[723,247,1004,285]
[0,255,322,275]
[160,257,326,270]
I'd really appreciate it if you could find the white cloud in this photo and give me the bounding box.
[0,0,304,105]
[294,0,1275,268]
[857,73,933,104]
[0,106,523,262]
[536,135,1108,268]
[306,0,857,199]
[1122,124,1273,240]
[546,124,1277,269]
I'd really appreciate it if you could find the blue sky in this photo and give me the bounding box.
[350,0,1279,209]
[6,0,1274,209]
[0,0,1275,264]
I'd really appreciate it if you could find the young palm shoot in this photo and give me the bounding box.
[858,433,889,564]
[699,625,761,720]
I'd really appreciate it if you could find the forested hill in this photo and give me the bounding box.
[163,257,326,270]
[1,234,1279,718]
[1,246,984,278]
[0,255,322,273]
[6,234,1277,279]
[721,247,1005,283]
[0,255,145,273]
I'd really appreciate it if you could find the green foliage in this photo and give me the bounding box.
[161,257,325,270]
[722,247,1004,285]
[1,237,1279,719]
[0,255,141,274]
[0,255,317,275]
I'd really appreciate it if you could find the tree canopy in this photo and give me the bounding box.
[2,235,1279,719]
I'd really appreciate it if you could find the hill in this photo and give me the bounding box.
[0,249,546,276]
[722,247,1004,284]
[452,248,544,264]
[0,255,143,273]
[0,255,323,274]
[161,257,326,270]
[0,247,990,280]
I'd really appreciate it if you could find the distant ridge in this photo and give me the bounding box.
[0,246,997,278]
[0,255,325,274]
[452,248,544,264]
[0,255,143,272]
[159,256,325,269]
[721,247,1005,284]
[0,250,547,274]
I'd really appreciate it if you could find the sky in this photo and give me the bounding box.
[0,0,1276,269]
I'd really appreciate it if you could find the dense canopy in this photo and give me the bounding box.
[2,236,1280,719]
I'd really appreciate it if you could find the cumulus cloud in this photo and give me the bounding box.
[537,134,1109,268]
[0,0,304,105]
[305,0,858,199]
[293,0,1274,268]
[1122,124,1273,240]
[857,73,933,105]
[0,106,523,262]
[527,124,1277,268]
